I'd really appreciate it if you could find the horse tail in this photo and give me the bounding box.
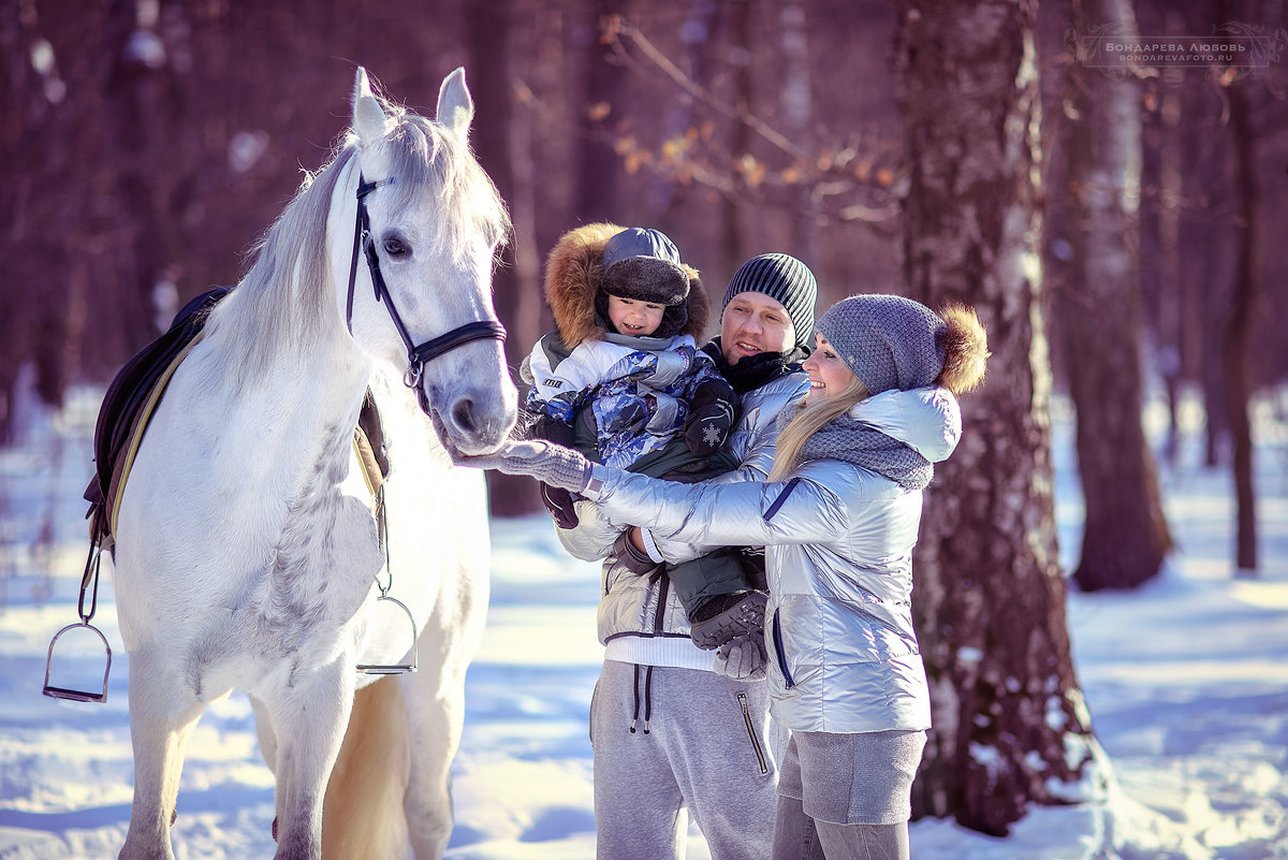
[322,678,410,859]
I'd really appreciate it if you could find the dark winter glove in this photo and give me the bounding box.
[611,528,661,576]
[527,412,576,447]
[459,440,592,492]
[541,484,581,530]
[524,414,583,526]
[684,378,738,456]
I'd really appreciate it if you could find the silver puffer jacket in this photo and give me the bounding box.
[582,387,962,733]
[556,369,809,644]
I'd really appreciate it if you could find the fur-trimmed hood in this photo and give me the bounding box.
[544,222,708,346]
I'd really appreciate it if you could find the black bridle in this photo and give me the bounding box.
[345,174,507,414]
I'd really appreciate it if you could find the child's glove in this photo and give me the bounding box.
[525,414,581,528]
[684,378,738,455]
[527,412,576,447]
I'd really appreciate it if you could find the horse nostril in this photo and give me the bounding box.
[451,398,478,434]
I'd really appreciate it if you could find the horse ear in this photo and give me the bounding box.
[352,67,389,145]
[436,67,474,140]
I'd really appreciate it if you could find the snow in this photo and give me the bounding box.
[1,384,1286,859]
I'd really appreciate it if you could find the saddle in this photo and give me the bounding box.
[84,286,390,550]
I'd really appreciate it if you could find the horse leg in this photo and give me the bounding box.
[400,576,488,860]
[398,645,462,859]
[119,650,205,860]
[263,658,355,860]
[321,678,410,859]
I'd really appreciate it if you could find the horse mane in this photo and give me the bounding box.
[202,94,509,388]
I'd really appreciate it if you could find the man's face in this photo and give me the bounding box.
[720,292,794,364]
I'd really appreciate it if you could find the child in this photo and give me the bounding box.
[521,224,765,649]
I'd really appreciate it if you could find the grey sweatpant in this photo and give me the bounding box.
[591,659,779,860]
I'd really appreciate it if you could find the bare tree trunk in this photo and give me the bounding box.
[467,0,543,516]
[1157,78,1183,468]
[573,0,627,223]
[650,0,719,222]
[1064,0,1171,592]
[778,0,816,265]
[721,0,752,276]
[1223,66,1259,574]
[894,0,1093,836]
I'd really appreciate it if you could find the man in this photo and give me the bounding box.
[556,253,817,860]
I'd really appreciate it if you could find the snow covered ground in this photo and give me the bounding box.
[1,385,1285,859]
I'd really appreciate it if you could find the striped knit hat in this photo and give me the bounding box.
[721,253,817,348]
[814,294,947,395]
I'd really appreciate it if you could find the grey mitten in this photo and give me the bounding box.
[461,440,592,492]
[713,635,767,681]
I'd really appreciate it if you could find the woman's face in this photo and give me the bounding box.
[801,333,856,405]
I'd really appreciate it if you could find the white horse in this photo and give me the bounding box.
[110,67,516,860]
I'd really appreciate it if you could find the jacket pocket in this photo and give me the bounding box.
[771,609,795,688]
[736,691,769,775]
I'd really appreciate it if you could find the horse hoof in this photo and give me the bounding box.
[271,815,278,841]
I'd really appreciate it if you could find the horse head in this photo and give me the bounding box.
[343,67,517,455]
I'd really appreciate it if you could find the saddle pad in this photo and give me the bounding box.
[84,287,232,545]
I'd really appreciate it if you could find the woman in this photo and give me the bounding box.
[465,294,988,859]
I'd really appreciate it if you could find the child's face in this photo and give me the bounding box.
[607,295,666,337]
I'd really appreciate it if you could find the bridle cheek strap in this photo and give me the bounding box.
[344,172,508,413]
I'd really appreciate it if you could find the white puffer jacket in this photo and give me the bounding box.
[582,387,962,733]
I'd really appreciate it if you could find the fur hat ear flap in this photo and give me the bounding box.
[680,266,709,340]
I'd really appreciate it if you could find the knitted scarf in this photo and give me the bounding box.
[782,411,933,491]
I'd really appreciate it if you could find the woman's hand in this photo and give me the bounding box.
[713,636,767,681]
[459,440,592,492]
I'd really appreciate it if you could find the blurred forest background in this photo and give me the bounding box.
[3,0,1286,837]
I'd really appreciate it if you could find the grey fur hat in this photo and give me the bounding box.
[814,294,947,395]
[600,227,690,307]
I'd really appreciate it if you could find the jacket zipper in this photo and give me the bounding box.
[736,691,769,774]
[771,609,795,688]
[653,573,670,633]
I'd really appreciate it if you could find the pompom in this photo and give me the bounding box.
[936,304,989,394]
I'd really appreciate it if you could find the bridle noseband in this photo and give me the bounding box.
[345,173,507,414]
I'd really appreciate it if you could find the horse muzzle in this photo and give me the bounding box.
[424,379,517,455]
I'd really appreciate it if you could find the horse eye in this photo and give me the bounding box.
[383,236,409,258]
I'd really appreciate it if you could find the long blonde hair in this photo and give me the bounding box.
[768,376,868,482]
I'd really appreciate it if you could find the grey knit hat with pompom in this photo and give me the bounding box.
[814,294,946,395]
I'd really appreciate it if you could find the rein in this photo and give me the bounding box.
[345,173,507,414]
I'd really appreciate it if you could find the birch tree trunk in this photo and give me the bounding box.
[1064,0,1172,592]
[894,0,1095,835]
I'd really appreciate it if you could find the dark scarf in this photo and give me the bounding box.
[778,409,933,491]
[702,338,808,395]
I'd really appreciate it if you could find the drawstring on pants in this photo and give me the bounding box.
[629,664,654,735]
